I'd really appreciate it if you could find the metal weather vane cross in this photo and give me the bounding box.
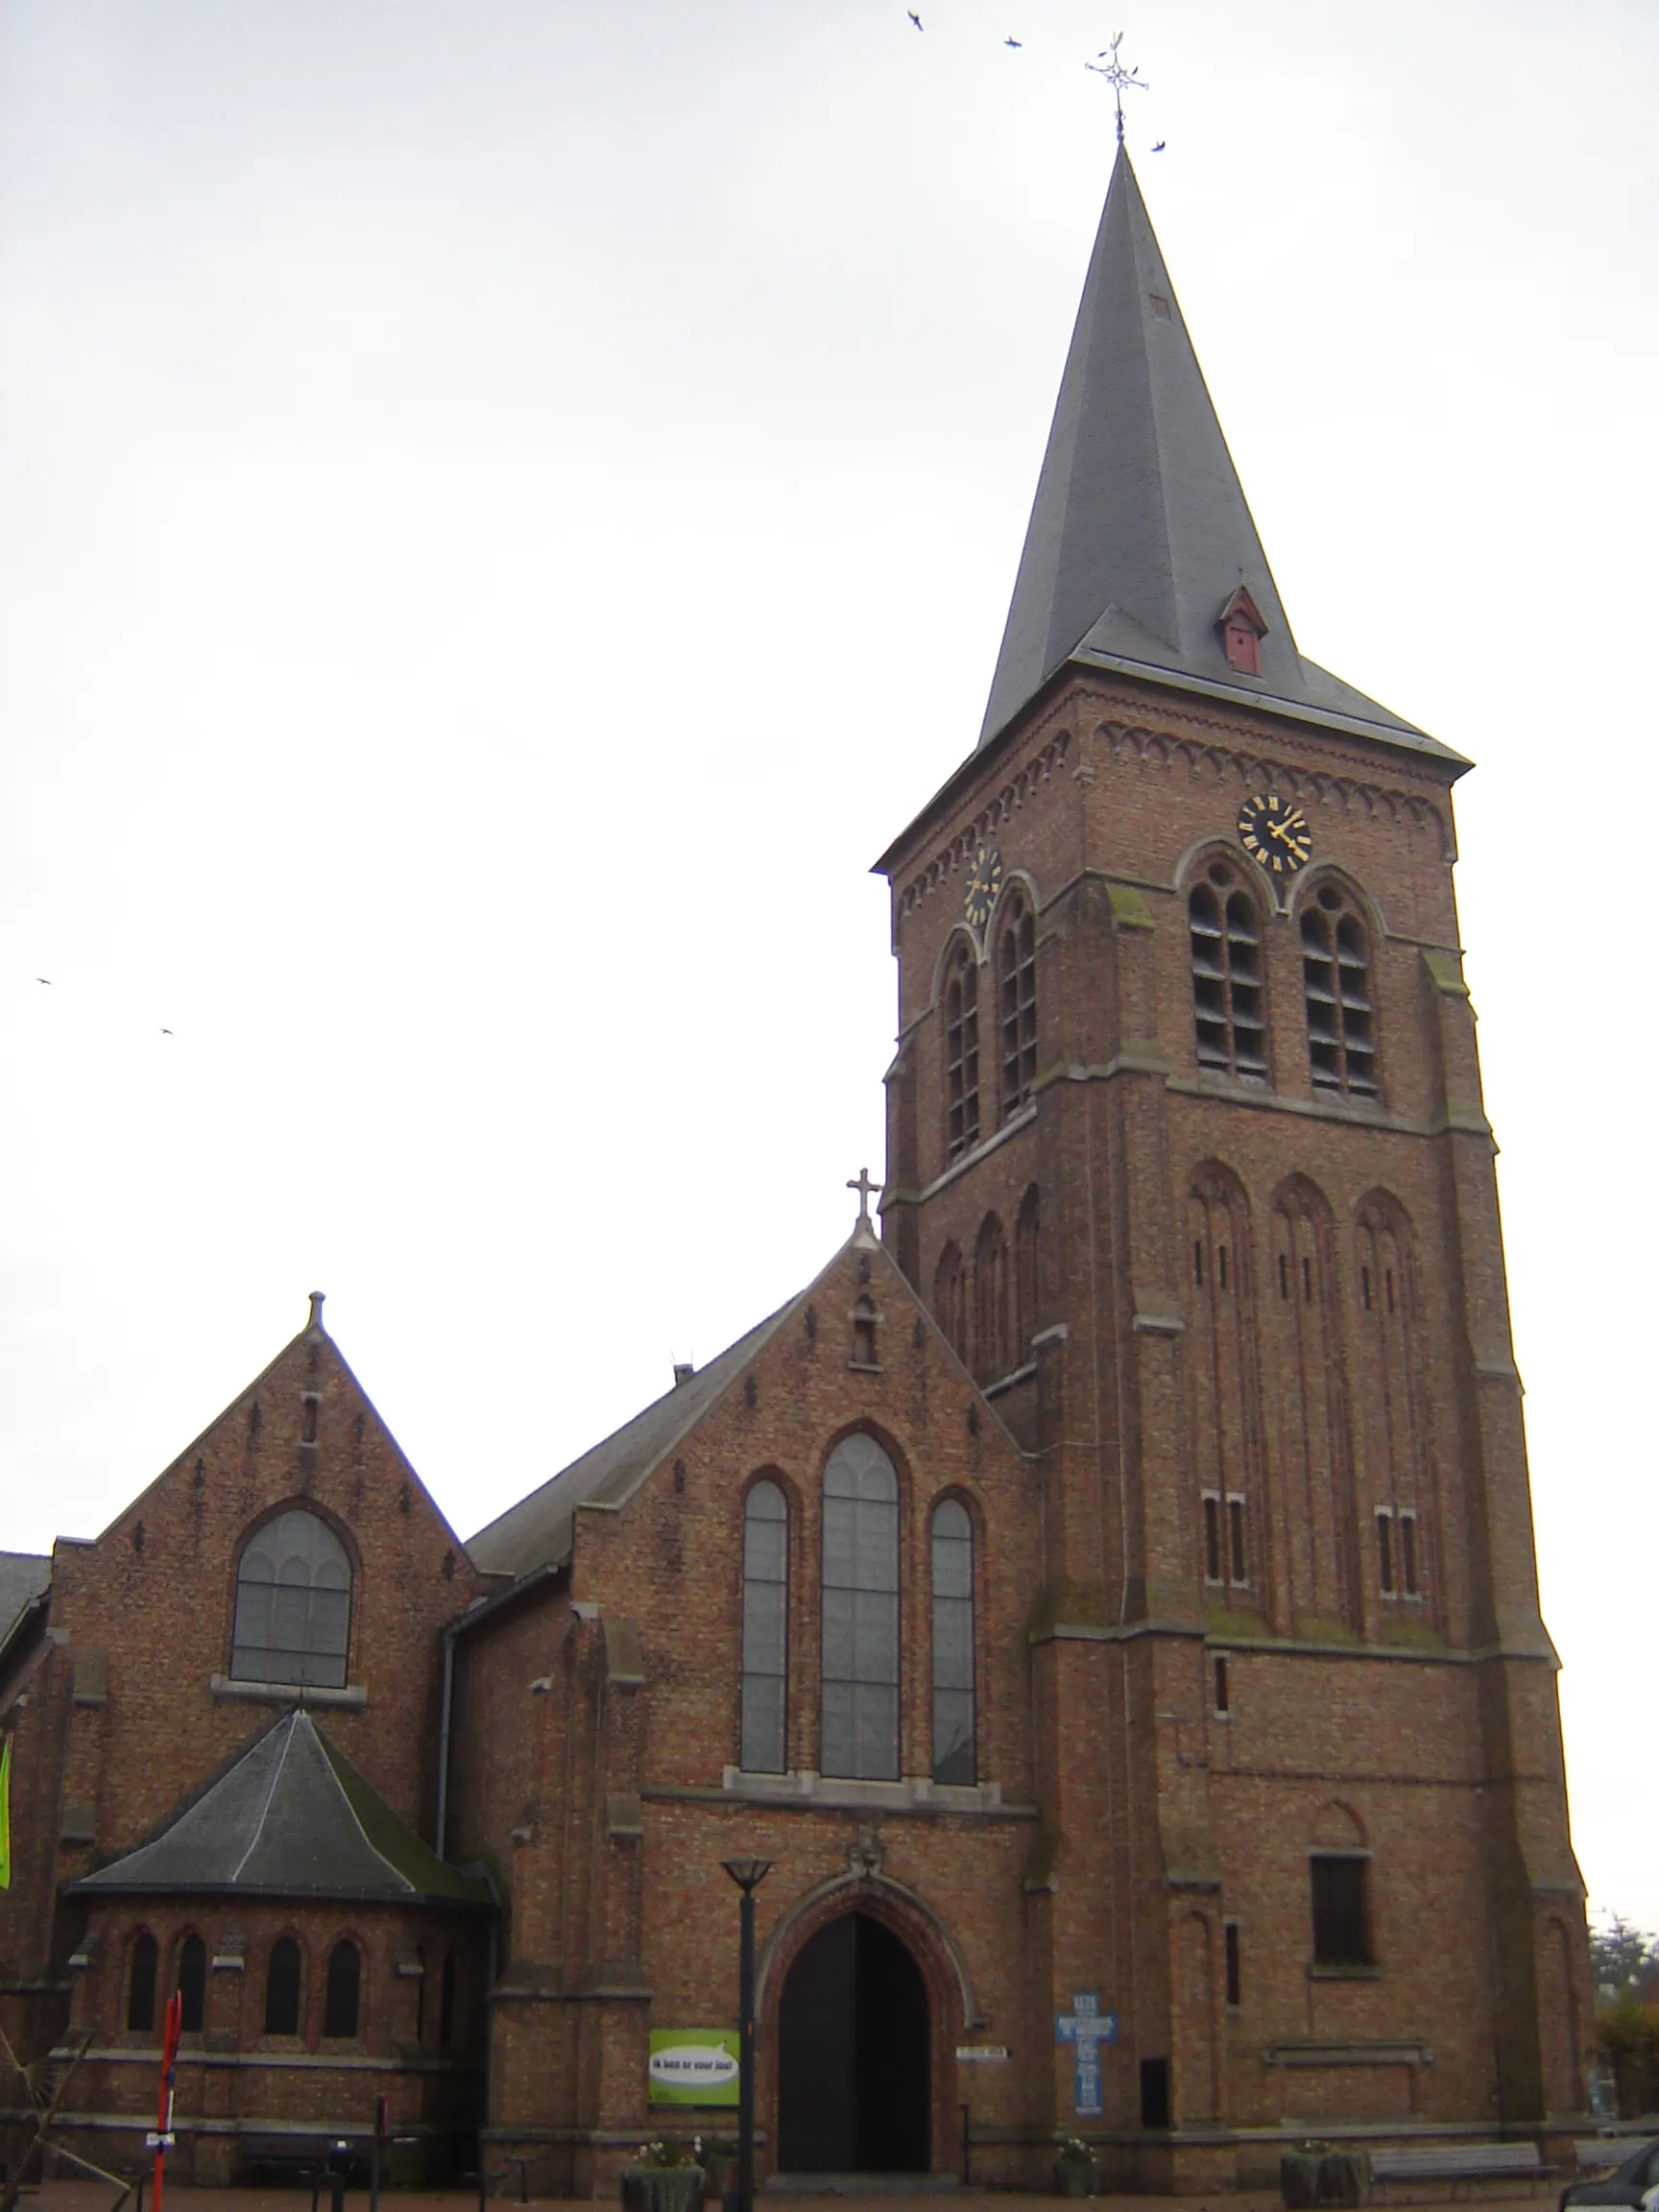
[1086,33,1147,144]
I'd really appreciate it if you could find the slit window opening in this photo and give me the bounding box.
[1214,1654,1230,1714]
[1203,1496,1222,1584]
[1228,1497,1247,1585]
[1224,1920,1242,2008]
[1303,1255,1313,1303]
[1378,1510,1395,1595]
[1401,1512,1419,1597]
[1279,1252,1288,1300]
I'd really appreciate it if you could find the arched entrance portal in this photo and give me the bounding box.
[776,1911,930,2174]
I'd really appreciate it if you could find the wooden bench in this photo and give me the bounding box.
[1369,2144,1548,2201]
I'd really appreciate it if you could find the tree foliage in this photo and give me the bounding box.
[1592,1915,1657,2000]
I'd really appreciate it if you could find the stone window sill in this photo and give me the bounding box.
[720,1767,1002,1814]
[211,1674,366,1709]
[1307,1962,1382,1980]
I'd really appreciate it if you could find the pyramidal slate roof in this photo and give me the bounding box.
[978,146,1463,766]
[70,1709,492,1908]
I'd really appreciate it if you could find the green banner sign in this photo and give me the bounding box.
[648,2029,741,2107]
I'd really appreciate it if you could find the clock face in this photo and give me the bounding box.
[1238,793,1311,877]
[963,844,1003,929]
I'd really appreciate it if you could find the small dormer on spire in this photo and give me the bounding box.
[1218,585,1268,677]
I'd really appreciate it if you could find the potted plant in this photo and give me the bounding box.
[1054,2137,1099,2198]
[1280,2140,1370,2208]
[618,2136,707,2212]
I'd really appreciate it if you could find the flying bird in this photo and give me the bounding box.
[160,1027,173,1037]
[1004,36,1022,45]
[1152,139,1166,151]
[907,10,922,26]
[36,976,51,985]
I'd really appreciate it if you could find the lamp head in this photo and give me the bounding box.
[722,1856,774,1893]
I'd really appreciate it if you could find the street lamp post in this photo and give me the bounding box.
[721,1857,773,2212]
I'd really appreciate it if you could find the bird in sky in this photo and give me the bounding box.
[36,976,51,985]
[160,1028,173,1037]
[1004,36,1022,46]
[907,10,922,26]
[1152,138,1166,151]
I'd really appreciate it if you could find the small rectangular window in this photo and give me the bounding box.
[301,1393,319,1445]
[1361,1266,1372,1311]
[1224,1920,1241,2008]
[1140,2056,1171,2130]
[1214,1654,1230,1715]
[1400,1512,1418,1597]
[1218,1245,1229,1291]
[1203,1495,1222,1584]
[1310,1855,1371,1967]
[1228,1496,1247,1585]
[1278,1252,1288,1300]
[1302,1256,1313,1304]
[1377,1510,1395,1595]
[1194,1239,1204,1286]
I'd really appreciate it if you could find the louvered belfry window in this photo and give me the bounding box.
[1190,867,1267,1083]
[1301,886,1378,1097]
[999,896,1037,1116]
[820,1433,900,1780]
[945,945,980,1160]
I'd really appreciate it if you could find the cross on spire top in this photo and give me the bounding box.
[1085,32,1146,144]
[847,1167,879,1225]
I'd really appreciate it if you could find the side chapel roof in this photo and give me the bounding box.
[70,1708,492,1908]
[975,144,1464,767]
[0,1551,51,1649]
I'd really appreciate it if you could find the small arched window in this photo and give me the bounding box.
[231,1508,352,1688]
[998,895,1037,1117]
[933,1242,966,1366]
[851,1295,878,1370]
[944,944,980,1161]
[974,1214,1009,1384]
[127,1931,158,2034]
[820,1433,900,1781]
[930,1499,975,1786]
[177,1933,206,2034]
[1301,886,1378,1098]
[324,1939,361,2038]
[264,1936,302,2037]
[1015,1186,1040,1356]
[1190,866,1267,1084]
[740,1480,788,1774]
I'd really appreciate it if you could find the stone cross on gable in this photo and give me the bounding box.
[847,1167,879,1225]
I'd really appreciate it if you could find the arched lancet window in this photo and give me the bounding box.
[998,894,1036,1117]
[1015,1186,1040,1357]
[974,1214,1009,1383]
[324,1938,361,2038]
[264,1936,302,2037]
[176,1933,206,2033]
[127,1931,158,2034]
[933,1241,966,1367]
[1190,864,1267,1084]
[820,1433,900,1781]
[740,1480,788,1773]
[930,1499,975,1786]
[1301,885,1378,1097]
[231,1508,352,1688]
[944,943,980,1161]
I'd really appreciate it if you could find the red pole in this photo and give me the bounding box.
[151,1991,182,2212]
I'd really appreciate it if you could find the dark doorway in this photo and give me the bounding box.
[777,1912,930,2173]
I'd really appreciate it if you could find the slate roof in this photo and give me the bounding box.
[70,1709,492,1908]
[0,1551,51,1647]
[466,1301,795,1579]
[977,146,1465,768]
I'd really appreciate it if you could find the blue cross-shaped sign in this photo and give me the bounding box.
[1054,1991,1118,2117]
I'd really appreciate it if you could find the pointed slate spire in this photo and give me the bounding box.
[979,147,1453,759]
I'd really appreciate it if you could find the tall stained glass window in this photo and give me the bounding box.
[820,1434,900,1780]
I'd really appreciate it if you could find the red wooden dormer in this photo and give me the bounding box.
[1218,584,1268,676]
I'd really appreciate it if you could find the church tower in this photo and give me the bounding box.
[876,146,1589,2166]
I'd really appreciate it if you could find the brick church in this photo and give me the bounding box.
[1,146,1591,2196]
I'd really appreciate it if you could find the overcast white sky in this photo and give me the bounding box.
[3,0,1656,1934]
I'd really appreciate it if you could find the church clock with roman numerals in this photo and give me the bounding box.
[963,844,1003,929]
[1238,792,1311,877]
